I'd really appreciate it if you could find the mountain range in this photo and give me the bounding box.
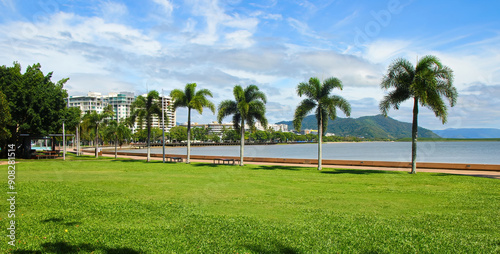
[432,128,500,139]
[277,115,440,140]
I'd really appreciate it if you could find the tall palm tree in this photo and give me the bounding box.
[82,105,114,158]
[218,85,268,166]
[293,77,351,170]
[128,90,163,162]
[104,120,132,159]
[170,83,215,163]
[380,55,457,174]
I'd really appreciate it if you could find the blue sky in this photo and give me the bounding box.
[1,0,499,130]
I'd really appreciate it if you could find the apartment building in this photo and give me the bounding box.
[67,92,176,132]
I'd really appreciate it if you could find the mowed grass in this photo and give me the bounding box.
[2,155,499,253]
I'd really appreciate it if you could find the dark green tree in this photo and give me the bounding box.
[82,105,114,158]
[169,126,187,142]
[221,128,238,142]
[0,91,12,141]
[218,85,268,166]
[294,77,351,170]
[380,55,457,174]
[170,83,215,163]
[0,62,69,158]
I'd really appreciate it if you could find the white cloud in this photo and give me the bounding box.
[152,0,174,16]
[100,1,128,21]
[224,30,254,48]
[188,0,259,46]
[365,39,412,63]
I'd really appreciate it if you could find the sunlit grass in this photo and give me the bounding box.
[1,155,499,253]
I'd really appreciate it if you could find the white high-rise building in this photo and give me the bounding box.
[67,92,176,132]
[134,94,176,132]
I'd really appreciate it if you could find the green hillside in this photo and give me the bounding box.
[277,115,440,139]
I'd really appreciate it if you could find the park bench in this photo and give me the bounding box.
[167,157,183,163]
[213,158,237,165]
[35,151,59,159]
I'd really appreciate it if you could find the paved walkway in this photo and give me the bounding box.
[89,152,500,180]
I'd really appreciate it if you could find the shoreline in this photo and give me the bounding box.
[77,150,500,180]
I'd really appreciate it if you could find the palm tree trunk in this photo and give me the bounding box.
[76,126,79,156]
[95,126,99,158]
[147,123,151,162]
[318,116,323,170]
[186,108,191,164]
[411,97,419,174]
[114,137,118,159]
[240,120,245,166]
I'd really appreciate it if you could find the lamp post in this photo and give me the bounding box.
[162,89,166,163]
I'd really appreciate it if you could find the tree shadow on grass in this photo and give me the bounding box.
[13,241,140,254]
[252,165,303,171]
[41,217,80,227]
[192,162,221,168]
[321,169,402,175]
[244,241,300,254]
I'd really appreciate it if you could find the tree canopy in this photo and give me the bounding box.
[0,62,69,158]
[380,55,457,173]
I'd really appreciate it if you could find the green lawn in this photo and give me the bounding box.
[2,155,499,253]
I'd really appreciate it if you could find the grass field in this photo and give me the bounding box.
[2,155,499,253]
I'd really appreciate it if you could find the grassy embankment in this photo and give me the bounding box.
[2,154,499,253]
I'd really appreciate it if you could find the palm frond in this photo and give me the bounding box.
[322,77,343,96]
[217,100,238,123]
[293,98,316,131]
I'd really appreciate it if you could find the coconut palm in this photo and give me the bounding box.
[128,90,163,162]
[380,55,457,174]
[217,85,268,166]
[170,83,215,163]
[104,120,132,159]
[293,77,351,170]
[82,105,114,158]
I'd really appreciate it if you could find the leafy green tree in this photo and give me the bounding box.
[170,83,215,163]
[192,127,209,141]
[82,105,114,158]
[0,62,69,158]
[169,126,187,142]
[251,130,268,142]
[218,85,268,166]
[208,133,220,143]
[380,55,457,174]
[283,132,295,142]
[0,91,12,141]
[222,128,238,142]
[104,120,132,159]
[128,90,164,162]
[294,77,351,170]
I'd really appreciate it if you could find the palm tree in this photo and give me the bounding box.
[128,90,163,162]
[293,77,351,170]
[82,105,114,158]
[170,83,215,163]
[104,120,132,159]
[218,85,268,166]
[380,55,457,174]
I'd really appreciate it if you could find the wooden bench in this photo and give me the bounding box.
[213,158,237,165]
[35,151,59,159]
[167,157,183,163]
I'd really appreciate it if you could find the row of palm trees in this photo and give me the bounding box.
[81,55,457,174]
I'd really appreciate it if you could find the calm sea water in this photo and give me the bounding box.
[125,142,500,165]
